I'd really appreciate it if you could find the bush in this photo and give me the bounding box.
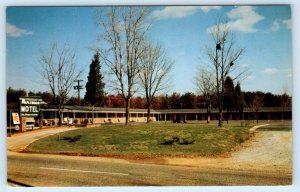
[73,119,79,124]
[83,119,89,125]
[161,133,195,145]
[178,137,195,145]
[161,136,175,145]
[62,135,82,143]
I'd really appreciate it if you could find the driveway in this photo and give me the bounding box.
[7,125,292,186]
[165,129,292,174]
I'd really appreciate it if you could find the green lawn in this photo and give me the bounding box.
[27,122,255,157]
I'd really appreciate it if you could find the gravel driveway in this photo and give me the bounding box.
[165,125,292,175]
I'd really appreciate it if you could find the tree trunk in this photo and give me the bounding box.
[219,112,223,126]
[125,98,130,126]
[206,103,211,124]
[218,100,223,127]
[218,93,223,127]
[241,110,244,120]
[92,105,94,124]
[147,104,151,123]
[226,109,229,124]
[58,111,62,127]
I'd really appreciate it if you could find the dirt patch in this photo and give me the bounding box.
[164,130,292,174]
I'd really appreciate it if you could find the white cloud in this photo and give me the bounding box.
[152,7,199,19]
[271,19,280,32]
[151,6,220,20]
[226,6,264,33]
[206,23,229,34]
[283,19,292,29]
[6,23,33,37]
[265,19,292,33]
[262,67,278,75]
[207,6,264,33]
[200,6,221,13]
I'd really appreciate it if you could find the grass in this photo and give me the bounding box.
[256,121,292,131]
[26,122,256,157]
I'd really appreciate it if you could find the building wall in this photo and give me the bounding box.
[38,108,292,127]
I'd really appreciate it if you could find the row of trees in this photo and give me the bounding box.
[8,86,291,111]
[95,7,173,124]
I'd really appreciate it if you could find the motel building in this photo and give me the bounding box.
[39,105,291,127]
[8,96,292,132]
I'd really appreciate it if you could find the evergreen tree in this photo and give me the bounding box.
[84,51,105,107]
[223,76,235,123]
[235,82,245,120]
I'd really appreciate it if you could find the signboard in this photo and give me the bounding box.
[19,96,44,117]
[12,112,20,125]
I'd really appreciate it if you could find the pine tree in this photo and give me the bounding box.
[84,51,105,107]
[223,76,235,124]
[235,82,245,120]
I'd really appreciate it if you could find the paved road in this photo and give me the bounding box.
[7,127,292,186]
[7,127,78,152]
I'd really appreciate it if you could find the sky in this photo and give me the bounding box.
[6,5,292,97]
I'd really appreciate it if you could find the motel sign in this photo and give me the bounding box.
[19,96,44,117]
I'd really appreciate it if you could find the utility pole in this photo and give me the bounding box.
[74,80,83,105]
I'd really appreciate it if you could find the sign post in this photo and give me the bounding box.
[19,96,44,132]
[8,111,20,136]
[12,112,20,125]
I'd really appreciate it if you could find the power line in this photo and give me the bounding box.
[74,80,83,105]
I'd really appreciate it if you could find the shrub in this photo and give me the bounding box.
[83,119,89,125]
[161,136,174,145]
[73,119,79,124]
[62,135,82,143]
[178,137,195,145]
[161,133,195,145]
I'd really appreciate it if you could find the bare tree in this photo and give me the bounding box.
[207,21,246,126]
[139,41,173,123]
[252,94,264,125]
[39,43,82,126]
[96,7,151,125]
[194,68,215,123]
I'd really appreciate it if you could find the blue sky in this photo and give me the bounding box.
[6,5,292,96]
